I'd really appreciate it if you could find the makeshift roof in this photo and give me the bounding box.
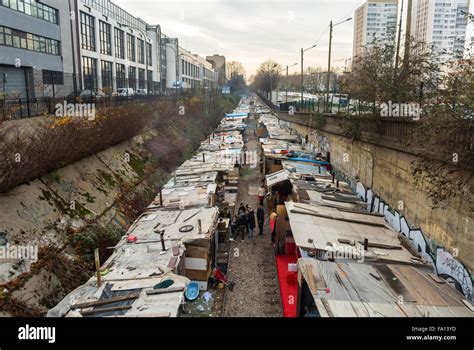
[299,259,473,317]
[285,201,426,265]
[48,207,218,318]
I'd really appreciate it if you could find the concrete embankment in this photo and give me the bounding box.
[0,95,237,316]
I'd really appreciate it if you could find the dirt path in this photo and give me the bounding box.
[223,114,282,317]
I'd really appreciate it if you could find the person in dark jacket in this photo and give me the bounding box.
[237,210,247,242]
[247,208,256,239]
[229,215,238,241]
[257,204,265,235]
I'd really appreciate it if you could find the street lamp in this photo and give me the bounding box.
[301,44,317,106]
[269,62,278,104]
[285,63,298,103]
[326,17,352,112]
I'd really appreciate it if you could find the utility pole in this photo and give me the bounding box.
[326,20,333,112]
[326,18,352,112]
[283,63,298,104]
[301,48,304,106]
[300,44,317,107]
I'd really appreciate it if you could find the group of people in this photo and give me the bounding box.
[229,203,265,243]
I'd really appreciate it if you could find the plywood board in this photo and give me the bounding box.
[185,257,208,271]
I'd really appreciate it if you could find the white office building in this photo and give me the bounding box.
[165,42,219,89]
[353,0,399,60]
[74,0,164,94]
[411,0,470,63]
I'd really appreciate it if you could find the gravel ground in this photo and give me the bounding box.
[223,115,282,317]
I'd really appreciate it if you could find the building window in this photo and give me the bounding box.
[127,34,135,62]
[114,27,124,59]
[42,70,64,85]
[146,43,152,67]
[1,0,59,24]
[82,56,97,91]
[101,60,113,94]
[80,11,96,51]
[0,26,60,55]
[147,69,153,91]
[128,66,136,89]
[99,20,111,55]
[137,39,145,64]
[116,63,126,88]
[138,68,145,89]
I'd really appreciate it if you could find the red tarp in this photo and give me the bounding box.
[276,254,298,318]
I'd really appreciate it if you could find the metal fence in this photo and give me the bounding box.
[0,71,219,120]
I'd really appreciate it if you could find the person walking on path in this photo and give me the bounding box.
[229,215,237,242]
[270,210,278,244]
[257,185,266,206]
[237,208,248,242]
[257,204,265,236]
[247,207,256,239]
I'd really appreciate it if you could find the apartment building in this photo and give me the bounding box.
[206,54,226,87]
[0,0,75,99]
[352,0,399,60]
[411,0,470,62]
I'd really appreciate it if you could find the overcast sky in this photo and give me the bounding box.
[113,0,365,78]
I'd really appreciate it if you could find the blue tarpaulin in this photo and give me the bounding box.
[226,113,248,118]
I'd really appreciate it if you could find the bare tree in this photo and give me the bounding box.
[251,59,283,93]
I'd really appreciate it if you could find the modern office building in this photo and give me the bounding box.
[165,43,219,89]
[206,54,226,87]
[0,0,220,99]
[74,0,162,94]
[352,0,399,60]
[76,0,218,94]
[410,0,470,63]
[0,0,75,99]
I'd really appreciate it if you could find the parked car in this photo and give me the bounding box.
[67,90,103,103]
[116,88,135,97]
[136,89,148,96]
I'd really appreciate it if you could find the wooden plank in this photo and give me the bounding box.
[357,240,402,250]
[462,299,474,312]
[374,265,416,303]
[80,305,132,316]
[168,256,178,269]
[291,208,387,228]
[185,245,209,259]
[71,293,140,309]
[297,189,310,200]
[185,268,211,281]
[185,257,208,271]
[172,246,181,256]
[428,273,446,283]
[146,286,185,295]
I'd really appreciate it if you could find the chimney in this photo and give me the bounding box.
[160,230,166,252]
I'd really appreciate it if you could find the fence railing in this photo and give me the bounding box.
[0,87,223,120]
